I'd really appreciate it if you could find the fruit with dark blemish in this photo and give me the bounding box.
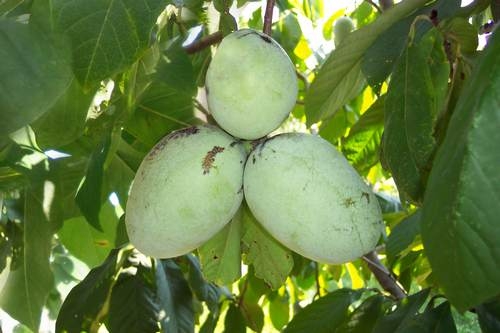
[243,133,383,264]
[126,125,246,258]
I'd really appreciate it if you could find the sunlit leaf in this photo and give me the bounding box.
[305,0,430,125]
[198,212,242,286]
[0,190,54,332]
[58,202,120,268]
[241,204,293,290]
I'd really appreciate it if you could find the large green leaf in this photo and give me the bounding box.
[361,0,460,91]
[32,79,96,149]
[156,259,195,333]
[241,204,293,290]
[198,211,242,286]
[0,190,54,332]
[304,0,429,125]
[342,96,385,174]
[56,248,128,333]
[49,0,166,89]
[284,289,362,333]
[381,28,449,204]
[0,19,72,135]
[108,264,160,333]
[58,202,120,268]
[421,29,500,312]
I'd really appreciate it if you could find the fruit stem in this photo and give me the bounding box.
[263,0,276,36]
[362,250,407,300]
[184,31,223,54]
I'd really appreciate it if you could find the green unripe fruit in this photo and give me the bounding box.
[334,16,354,46]
[126,125,246,258]
[206,29,298,140]
[243,133,383,264]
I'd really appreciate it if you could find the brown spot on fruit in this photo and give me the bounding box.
[147,127,200,160]
[343,198,355,207]
[202,146,225,174]
[167,126,200,140]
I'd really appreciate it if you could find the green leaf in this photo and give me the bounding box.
[75,134,111,230]
[420,28,500,312]
[397,301,457,333]
[56,248,127,333]
[477,298,500,333]
[185,254,222,315]
[58,202,120,268]
[269,292,290,330]
[156,40,197,96]
[284,289,362,333]
[198,211,241,286]
[337,294,387,333]
[372,289,430,333]
[386,210,421,262]
[361,0,460,91]
[126,81,196,148]
[342,96,385,174]
[219,12,238,35]
[108,265,161,333]
[32,78,96,149]
[0,190,54,332]
[50,0,166,89]
[440,17,478,54]
[0,19,72,135]
[240,300,264,332]
[156,259,195,333]
[304,0,430,125]
[381,28,449,204]
[241,204,293,290]
[224,304,246,333]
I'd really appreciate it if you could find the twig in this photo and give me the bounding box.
[184,31,223,54]
[364,0,382,13]
[263,0,276,36]
[314,262,321,299]
[362,250,407,300]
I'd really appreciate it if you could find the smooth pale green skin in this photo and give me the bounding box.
[244,133,383,264]
[205,29,298,140]
[126,125,246,258]
[334,16,355,46]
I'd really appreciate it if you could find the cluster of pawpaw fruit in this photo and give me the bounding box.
[125,29,383,265]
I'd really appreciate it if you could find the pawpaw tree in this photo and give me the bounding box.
[0,0,499,332]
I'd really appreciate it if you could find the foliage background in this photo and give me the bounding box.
[0,0,499,332]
